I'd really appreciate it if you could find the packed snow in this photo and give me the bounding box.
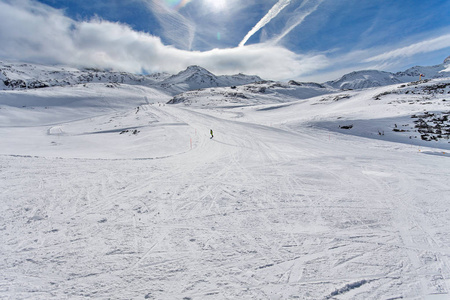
[1,62,450,299]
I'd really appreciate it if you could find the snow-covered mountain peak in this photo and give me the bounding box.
[444,55,450,64]
[166,65,215,82]
[172,65,215,79]
[185,65,212,73]
[160,66,222,94]
[159,65,262,95]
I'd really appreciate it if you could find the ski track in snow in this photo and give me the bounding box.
[1,101,450,299]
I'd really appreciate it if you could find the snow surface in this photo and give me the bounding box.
[168,81,336,108]
[1,71,450,299]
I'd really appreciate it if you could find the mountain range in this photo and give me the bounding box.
[0,61,261,95]
[1,56,449,97]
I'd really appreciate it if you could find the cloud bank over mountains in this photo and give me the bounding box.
[1,0,450,81]
[0,0,328,80]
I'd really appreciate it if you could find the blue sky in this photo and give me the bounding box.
[1,0,450,81]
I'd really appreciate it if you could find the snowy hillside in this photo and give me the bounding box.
[168,80,336,107]
[326,55,450,90]
[0,83,171,127]
[326,70,402,90]
[1,59,450,299]
[394,60,450,81]
[0,61,168,90]
[241,78,450,150]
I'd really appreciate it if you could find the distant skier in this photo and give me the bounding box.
[210,129,214,139]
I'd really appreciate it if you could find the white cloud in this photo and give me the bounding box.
[364,34,450,63]
[0,0,75,64]
[190,46,330,80]
[0,0,329,80]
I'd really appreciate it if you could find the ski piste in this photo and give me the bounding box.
[1,60,450,299]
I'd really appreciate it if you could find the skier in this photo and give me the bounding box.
[210,129,214,139]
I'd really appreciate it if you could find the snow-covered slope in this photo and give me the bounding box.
[168,80,336,107]
[394,60,450,81]
[0,61,169,90]
[326,55,450,90]
[0,83,171,127]
[2,62,450,299]
[244,78,450,149]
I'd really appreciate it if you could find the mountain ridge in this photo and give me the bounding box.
[326,56,450,90]
[1,56,449,95]
[159,65,262,95]
[0,62,262,95]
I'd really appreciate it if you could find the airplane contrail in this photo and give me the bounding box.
[145,0,195,50]
[270,0,323,45]
[239,0,292,47]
